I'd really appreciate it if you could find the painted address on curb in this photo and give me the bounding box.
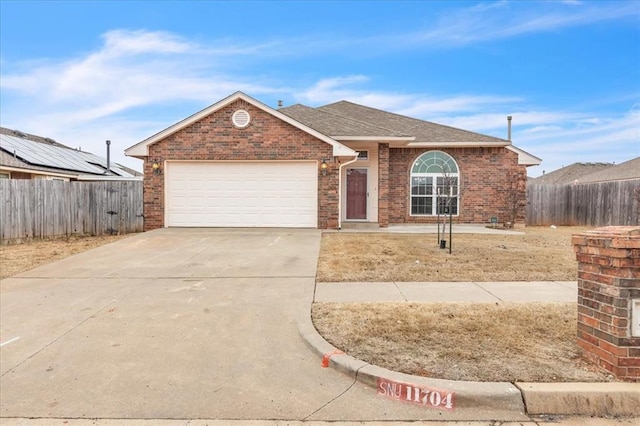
[377,377,455,411]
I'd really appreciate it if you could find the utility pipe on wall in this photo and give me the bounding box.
[105,140,111,175]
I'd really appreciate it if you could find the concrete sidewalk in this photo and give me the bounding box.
[329,224,525,235]
[314,281,577,303]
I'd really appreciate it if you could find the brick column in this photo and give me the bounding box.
[573,226,640,381]
[378,143,389,228]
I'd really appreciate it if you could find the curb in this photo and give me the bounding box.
[298,310,640,418]
[516,382,640,417]
[298,310,525,415]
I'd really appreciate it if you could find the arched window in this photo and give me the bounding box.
[410,151,460,216]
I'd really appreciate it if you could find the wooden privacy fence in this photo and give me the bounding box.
[526,179,640,226]
[0,180,143,244]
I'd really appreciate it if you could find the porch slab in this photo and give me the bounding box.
[330,224,524,235]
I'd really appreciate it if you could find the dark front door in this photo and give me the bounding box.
[346,169,367,220]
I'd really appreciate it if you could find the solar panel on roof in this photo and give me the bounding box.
[75,150,135,177]
[0,134,107,174]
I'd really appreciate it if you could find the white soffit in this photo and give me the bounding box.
[506,145,542,166]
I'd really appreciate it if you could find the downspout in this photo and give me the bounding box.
[337,154,359,230]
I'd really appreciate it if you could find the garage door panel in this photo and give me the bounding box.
[166,162,317,228]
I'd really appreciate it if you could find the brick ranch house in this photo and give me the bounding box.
[125,91,541,231]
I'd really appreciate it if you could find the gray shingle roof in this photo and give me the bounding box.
[578,157,640,183]
[318,100,509,144]
[530,162,615,184]
[279,104,410,138]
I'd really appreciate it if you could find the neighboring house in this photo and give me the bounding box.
[530,157,640,185]
[125,91,541,230]
[526,156,639,227]
[0,127,141,181]
[529,162,615,185]
[575,157,640,183]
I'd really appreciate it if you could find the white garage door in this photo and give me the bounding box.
[166,162,318,228]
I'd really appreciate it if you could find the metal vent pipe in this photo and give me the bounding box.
[507,116,512,141]
[106,140,111,174]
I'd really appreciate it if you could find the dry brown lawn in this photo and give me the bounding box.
[0,234,133,279]
[313,226,612,382]
[313,302,611,382]
[317,226,590,282]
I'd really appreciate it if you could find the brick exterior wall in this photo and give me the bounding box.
[143,99,336,230]
[573,226,640,381]
[387,147,526,224]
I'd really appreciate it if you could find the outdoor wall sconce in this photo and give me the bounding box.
[321,159,328,176]
[152,159,162,175]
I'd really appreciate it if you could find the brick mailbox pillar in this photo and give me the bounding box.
[573,226,640,381]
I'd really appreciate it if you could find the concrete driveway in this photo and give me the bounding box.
[1,228,526,422]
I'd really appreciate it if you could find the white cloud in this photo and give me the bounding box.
[297,76,521,118]
[513,108,640,176]
[1,18,638,175]
[102,29,193,56]
[432,111,583,132]
[297,76,371,104]
[521,125,564,134]
[0,29,291,170]
[1,29,283,113]
[394,0,639,48]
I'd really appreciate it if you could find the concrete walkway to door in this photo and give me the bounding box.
[1,228,528,422]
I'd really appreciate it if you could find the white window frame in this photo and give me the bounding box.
[410,151,460,217]
[357,150,369,160]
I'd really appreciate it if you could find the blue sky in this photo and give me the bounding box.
[1,0,638,176]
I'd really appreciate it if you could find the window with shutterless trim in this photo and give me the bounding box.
[410,151,460,216]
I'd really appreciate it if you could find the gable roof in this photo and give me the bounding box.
[530,162,615,184]
[125,91,540,165]
[0,127,139,178]
[317,100,510,146]
[125,92,357,158]
[577,157,640,183]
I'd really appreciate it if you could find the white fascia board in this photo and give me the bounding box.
[332,136,415,142]
[507,145,542,166]
[406,141,510,148]
[0,166,78,179]
[125,91,356,158]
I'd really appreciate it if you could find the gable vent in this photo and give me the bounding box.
[232,109,251,128]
